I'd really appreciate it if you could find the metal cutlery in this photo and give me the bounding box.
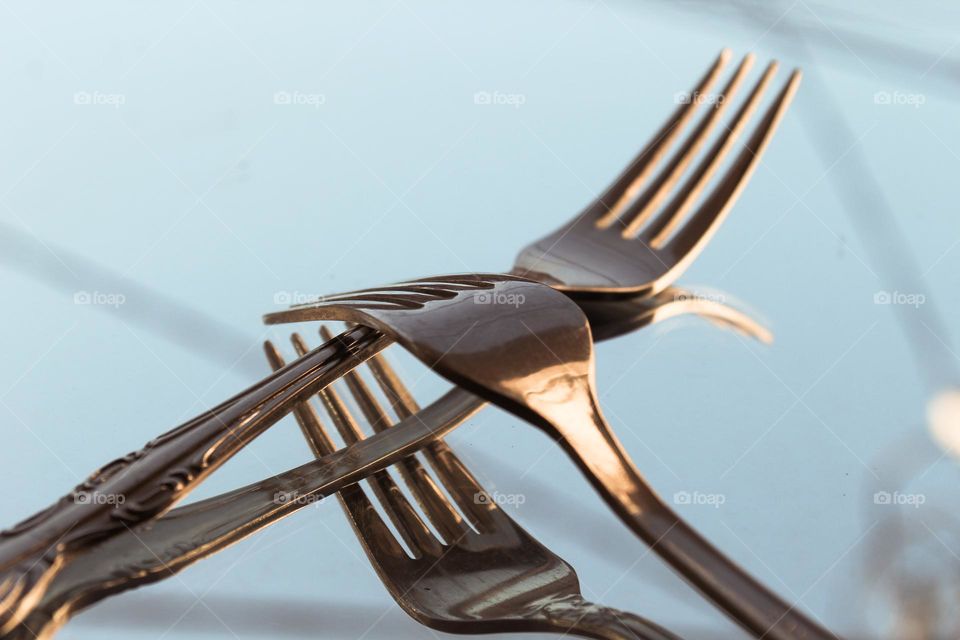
[0,325,391,634]
[268,327,683,640]
[511,50,801,297]
[264,274,835,639]
[0,48,797,634]
[14,288,766,638]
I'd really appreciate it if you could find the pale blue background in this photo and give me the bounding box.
[1,1,959,638]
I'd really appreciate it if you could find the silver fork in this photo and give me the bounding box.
[508,50,801,296]
[269,330,683,640]
[265,274,837,639]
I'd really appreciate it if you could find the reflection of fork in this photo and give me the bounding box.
[269,327,683,640]
[266,275,836,639]
[16,289,767,639]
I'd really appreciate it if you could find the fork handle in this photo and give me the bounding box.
[539,394,838,640]
[538,594,683,640]
[0,325,390,634]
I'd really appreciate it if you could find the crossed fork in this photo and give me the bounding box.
[0,50,828,639]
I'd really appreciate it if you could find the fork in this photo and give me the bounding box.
[14,287,769,639]
[269,329,683,640]
[508,50,801,296]
[264,274,837,639]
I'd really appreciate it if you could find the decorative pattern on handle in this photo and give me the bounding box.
[0,325,389,633]
[535,594,682,640]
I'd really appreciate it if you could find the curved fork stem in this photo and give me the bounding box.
[535,393,837,640]
[536,594,683,640]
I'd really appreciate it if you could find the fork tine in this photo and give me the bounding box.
[616,54,755,237]
[290,333,443,556]
[661,69,802,259]
[263,340,337,456]
[265,340,413,562]
[592,49,731,227]
[263,341,409,560]
[643,61,779,247]
[317,327,469,543]
[365,351,499,532]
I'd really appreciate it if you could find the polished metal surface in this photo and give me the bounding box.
[10,287,766,638]
[579,287,772,344]
[9,389,483,640]
[268,327,680,640]
[264,275,835,639]
[0,326,391,634]
[511,51,801,297]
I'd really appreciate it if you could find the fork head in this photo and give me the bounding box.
[512,51,801,297]
[265,274,591,434]
[265,330,678,638]
[263,332,583,634]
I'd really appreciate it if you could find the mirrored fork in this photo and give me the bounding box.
[265,274,837,639]
[509,50,801,297]
[12,287,768,639]
[268,330,683,640]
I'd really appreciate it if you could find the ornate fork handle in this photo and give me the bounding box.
[536,594,682,640]
[0,325,390,634]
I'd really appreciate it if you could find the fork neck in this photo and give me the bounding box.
[527,381,646,516]
[531,594,682,640]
